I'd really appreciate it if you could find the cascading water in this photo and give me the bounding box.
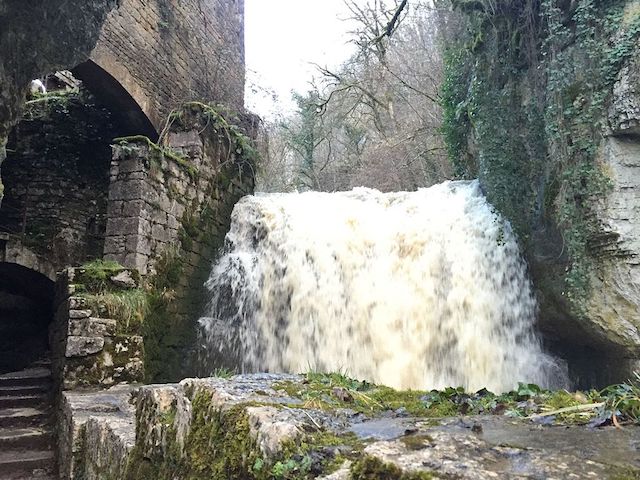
[198,180,566,393]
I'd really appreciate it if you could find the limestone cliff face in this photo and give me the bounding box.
[0,0,118,189]
[440,1,640,384]
[583,57,640,358]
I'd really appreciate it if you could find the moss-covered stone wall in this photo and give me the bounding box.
[104,103,256,383]
[50,263,145,393]
[0,90,123,269]
[0,0,119,199]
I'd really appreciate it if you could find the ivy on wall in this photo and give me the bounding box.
[440,0,640,314]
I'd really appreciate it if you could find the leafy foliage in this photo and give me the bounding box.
[276,371,640,427]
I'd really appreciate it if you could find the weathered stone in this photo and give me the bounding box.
[68,318,117,338]
[246,406,302,457]
[317,462,352,480]
[58,385,135,479]
[69,297,88,310]
[88,0,245,131]
[58,374,640,480]
[109,270,137,288]
[69,309,92,319]
[609,51,640,136]
[65,336,105,357]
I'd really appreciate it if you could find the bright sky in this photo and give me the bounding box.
[245,0,357,119]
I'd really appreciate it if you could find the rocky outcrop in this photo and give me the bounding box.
[59,374,640,480]
[575,51,640,365]
[0,0,118,196]
[440,2,640,384]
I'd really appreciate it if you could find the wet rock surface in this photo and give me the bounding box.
[359,416,640,479]
[60,374,640,479]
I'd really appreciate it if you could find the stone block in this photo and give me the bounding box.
[151,223,170,243]
[66,336,105,357]
[106,217,140,236]
[122,199,146,217]
[103,236,126,255]
[110,270,138,288]
[108,179,145,201]
[167,130,203,149]
[69,309,92,319]
[69,296,88,310]
[68,318,117,337]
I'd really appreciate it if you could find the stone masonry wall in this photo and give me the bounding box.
[50,268,145,393]
[0,91,120,270]
[0,1,118,188]
[103,106,255,382]
[90,0,245,130]
[104,133,218,276]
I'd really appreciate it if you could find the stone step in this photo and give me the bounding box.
[0,368,52,388]
[0,385,50,397]
[30,359,52,369]
[0,407,49,429]
[0,394,48,409]
[0,427,52,450]
[0,449,55,478]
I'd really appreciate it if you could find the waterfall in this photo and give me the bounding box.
[198,180,566,393]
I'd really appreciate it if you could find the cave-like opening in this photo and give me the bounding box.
[0,262,54,374]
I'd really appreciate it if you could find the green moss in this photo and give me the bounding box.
[440,46,473,178]
[275,373,448,417]
[112,135,198,180]
[168,101,259,170]
[185,392,259,478]
[351,456,436,480]
[76,260,137,293]
[611,467,640,480]
[400,434,435,451]
[274,429,364,479]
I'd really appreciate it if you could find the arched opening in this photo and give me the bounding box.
[0,262,54,374]
[73,60,158,140]
[0,66,157,271]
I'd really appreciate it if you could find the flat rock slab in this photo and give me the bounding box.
[59,385,137,480]
[65,336,105,357]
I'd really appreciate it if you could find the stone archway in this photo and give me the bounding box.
[0,63,158,272]
[73,59,158,139]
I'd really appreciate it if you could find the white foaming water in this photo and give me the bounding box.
[198,180,566,393]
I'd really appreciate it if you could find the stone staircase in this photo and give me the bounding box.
[0,360,56,479]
